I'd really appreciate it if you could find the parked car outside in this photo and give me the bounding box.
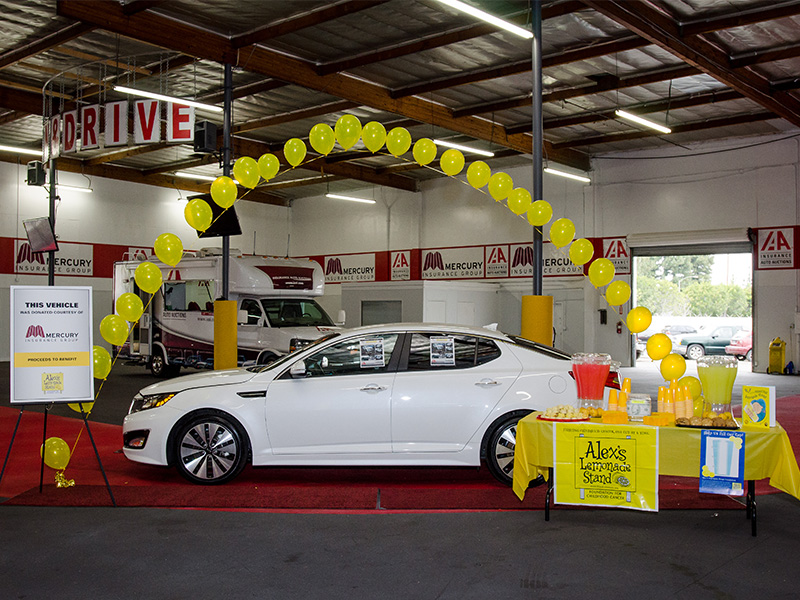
[662,324,698,343]
[122,323,618,486]
[674,325,745,360]
[725,330,753,361]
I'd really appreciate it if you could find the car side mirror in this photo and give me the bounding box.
[237,309,248,325]
[336,309,346,326]
[290,360,307,378]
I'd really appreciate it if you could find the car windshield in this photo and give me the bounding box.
[260,299,334,328]
[246,332,341,373]
[507,335,571,360]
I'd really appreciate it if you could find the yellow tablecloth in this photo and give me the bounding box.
[513,412,800,502]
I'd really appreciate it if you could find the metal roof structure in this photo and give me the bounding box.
[1,0,799,206]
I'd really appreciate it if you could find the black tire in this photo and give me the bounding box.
[483,412,544,488]
[149,350,179,377]
[686,344,705,360]
[172,411,249,485]
[256,351,279,366]
[746,349,753,362]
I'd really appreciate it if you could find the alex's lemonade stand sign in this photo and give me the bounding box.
[554,422,659,511]
[10,286,94,404]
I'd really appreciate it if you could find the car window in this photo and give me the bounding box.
[240,298,263,325]
[303,333,400,377]
[405,333,501,371]
[261,299,334,328]
[714,327,734,337]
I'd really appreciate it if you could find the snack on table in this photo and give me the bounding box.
[542,404,584,420]
[579,407,604,419]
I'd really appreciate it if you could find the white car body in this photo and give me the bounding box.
[122,323,582,485]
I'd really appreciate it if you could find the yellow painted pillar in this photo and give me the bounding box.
[521,295,553,346]
[214,300,238,370]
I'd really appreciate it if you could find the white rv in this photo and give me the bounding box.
[113,251,342,376]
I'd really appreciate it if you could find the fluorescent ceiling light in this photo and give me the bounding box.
[432,139,494,157]
[433,0,533,39]
[175,171,217,182]
[615,109,671,134]
[0,145,43,156]
[326,193,376,204]
[56,184,93,193]
[114,85,223,113]
[544,167,591,183]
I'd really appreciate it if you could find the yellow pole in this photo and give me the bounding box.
[214,300,238,370]
[521,295,553,345]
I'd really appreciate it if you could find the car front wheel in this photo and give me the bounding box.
[484,412,544,488]
[686,344,705,360]
[746,349,753,361]
[173,411,249,484]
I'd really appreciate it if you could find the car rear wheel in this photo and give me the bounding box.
[686,344,705,360]
[484,412,544,488]
[173,411,248,484]
[150,351,179,377]
[746,349,753,362]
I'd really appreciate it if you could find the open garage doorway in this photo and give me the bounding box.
[631,250,753,367]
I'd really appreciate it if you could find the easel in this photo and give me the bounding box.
[1,401,116,507]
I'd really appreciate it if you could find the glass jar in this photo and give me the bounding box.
[572,352,611,409]
[697,355,738,416]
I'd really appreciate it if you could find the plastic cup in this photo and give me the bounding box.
[697,355,737,416]
[572,353,611,409]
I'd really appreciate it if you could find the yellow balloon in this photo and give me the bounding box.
[646,333,672,361]
[154,232,183,267]
[40,437,70,471]
[605,280,632,306]
[466,161,491,189]
[258,153,280,181]
[440,148,465,176]
[232,157,259,189]
[660,353,687,381]
[184,198,213,232]
[506,188,532,215]
[386,127,411,157]
[68,401,94,415]
[679,375,702,400]
[134,261,163,294]
[210,176,238,209]
[309,123,335,155]
[626,306,652,334]
[100,313,129,346]
[569,238,594,266]
[549,217,575,248]
[588,258,615,288]
[526,200,553,227]
[116,292,144,322]
[362,121,386,153]
[413,138,437,166]
[92,345,111,380]
[488,172,513,201]
[283,138,307,167]
[335,114,362,150]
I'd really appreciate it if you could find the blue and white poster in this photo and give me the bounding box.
[699,429,746,496]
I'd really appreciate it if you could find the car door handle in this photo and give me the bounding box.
[360,384,387,392]
[475,379,501,388]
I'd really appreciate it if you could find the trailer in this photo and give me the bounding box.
[113,250,342,376]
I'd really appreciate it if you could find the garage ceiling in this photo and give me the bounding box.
[1,0,800,206]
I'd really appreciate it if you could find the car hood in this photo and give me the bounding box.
[137,368,257,395]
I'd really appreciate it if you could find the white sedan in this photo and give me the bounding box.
[122,323,588,486]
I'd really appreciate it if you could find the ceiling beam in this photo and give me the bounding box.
[234,99,358,135]
[0,86,47,115]
[680,1,800,37]
[0,22,95,70]
[231,0,389,48]
[730,41,800,69]
[57,0,590,171]
[85,142,172,166]
[552,111,776,149]
[199,78,287,104]
[582,0,800,128]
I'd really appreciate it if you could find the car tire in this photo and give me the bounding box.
[686,344,705,360]
[483,412,544,488]
[172,411,249,485]
[746,349,753,362]
[150,350,179,378]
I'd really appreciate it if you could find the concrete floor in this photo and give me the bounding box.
[2,360,800,599]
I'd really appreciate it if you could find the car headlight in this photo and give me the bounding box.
[129,392,176,414]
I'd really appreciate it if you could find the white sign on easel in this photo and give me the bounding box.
[10,286,94,404]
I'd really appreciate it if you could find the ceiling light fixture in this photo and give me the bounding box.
[55,184,93,194]
[615,109,671,134]
[0,145,43,157]
[114,85,223,113]
[544,167,591,183]
[174,171,217,182]
[326,193,376,205]
[432,139,495,157]
[433,0,533,39]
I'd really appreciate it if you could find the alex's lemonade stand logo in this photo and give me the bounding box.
[554,423,658,511]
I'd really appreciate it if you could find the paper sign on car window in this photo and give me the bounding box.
[430,336,455,366]
[360,338,385,367]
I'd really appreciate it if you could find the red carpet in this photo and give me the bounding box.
[2,397,799,511]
